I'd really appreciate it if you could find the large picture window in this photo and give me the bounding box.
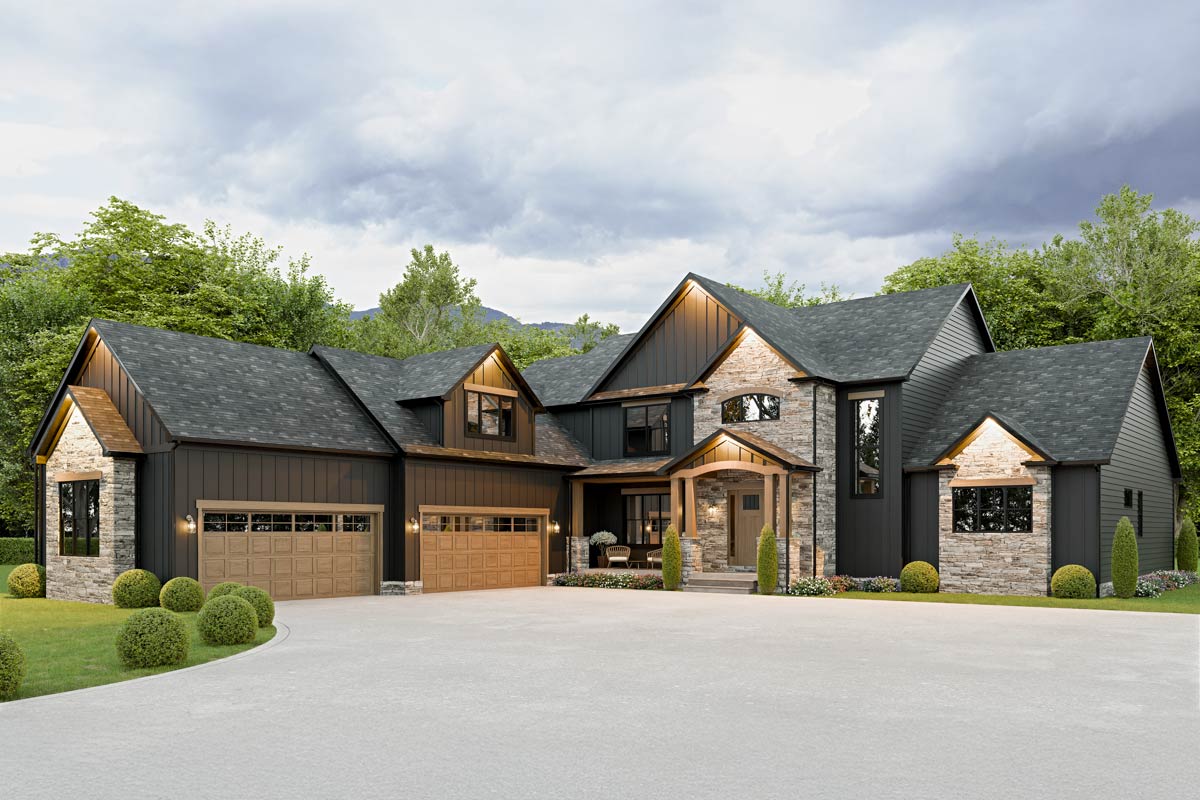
[721,393,781,423]
[625,493,670,545]
[466,390,514,439]
[952,486,1033,533]
[59,479,100,556]
[853,397,882,496]
[625,403,670,456]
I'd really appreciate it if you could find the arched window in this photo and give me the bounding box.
[721,393,781,423]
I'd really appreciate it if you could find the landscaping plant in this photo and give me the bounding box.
[1176,518,1198,572]
[787,576,834,596]
[1050,564,1096,599]
[197,595,258,645]
[1111,517,1139,599]
[0,632,26,700]
[756,525,778,595]
[160,577,205,612]
[900,561,939,593]
[553,573,663,590]
[827,575,857,594]
[112,568,162,608]
[0,537,34,565]
[115,608,190,668]
[233,586,275,627]
[662,525,682,590]
[862,576,899,593]
[206,581,243,602]
[6,563,45,598]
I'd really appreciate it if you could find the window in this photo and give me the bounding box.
[625,494,670,545]
[201,512,371,533]
[421,514,539,533]
[59,479,100,556]
[853,397,882,496]
[952,486,1033,532]
[721,394,781,424]
[1137,491,1144,537]
[1123,489,1133,507]
[625,403,670,455]
[742,494,761,511]
[465,390,514,439]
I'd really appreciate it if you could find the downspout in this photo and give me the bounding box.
[812,383,818,578]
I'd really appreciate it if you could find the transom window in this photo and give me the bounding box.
[465,390,514,439]
[625,403,670,456]
[625,493,670,545]
[202,512,372,533]
[853,397,882,496]
[421,515,539,533]
[952,486,1032,533]
[59,479,100,557]
[721,393,781,424]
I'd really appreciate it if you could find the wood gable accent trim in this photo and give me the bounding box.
[660,427,819,477]
[934,414,1052,466]
[66,386,144,456]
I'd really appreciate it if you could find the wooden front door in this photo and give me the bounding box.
[730,489,763,566]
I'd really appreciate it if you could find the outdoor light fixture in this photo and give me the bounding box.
[550,520,561,534]
[707,504,718,518]
[408,517,419,534]
[185,514,196,534]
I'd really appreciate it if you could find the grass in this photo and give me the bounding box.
[833,581,1200,614]
[0,563,275,701]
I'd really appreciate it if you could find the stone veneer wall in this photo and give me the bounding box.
[937,422,1052,596]
[380,580,423,595]
[43,406,137,603]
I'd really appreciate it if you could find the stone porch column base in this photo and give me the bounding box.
[680,538,703,584]
[380,580,423,596]
[569,536,590,572]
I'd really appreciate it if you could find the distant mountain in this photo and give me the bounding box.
[350,305,570,331]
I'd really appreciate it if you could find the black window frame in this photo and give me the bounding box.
[1136,491,1144,537]
[464,389,515,440]
[624,493,670,546]
[624,402,671,456]
[720,393,782,424]
[59,478,100,557]
[852,396,883,498]
[1123,488,1133,507]
[951,486,1034,533]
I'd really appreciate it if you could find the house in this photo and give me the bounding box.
[28,274,1181,602]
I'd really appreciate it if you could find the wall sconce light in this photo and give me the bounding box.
[550,520,561,534]
[185,514,196,534]
[408,517,420,534]
[706,504,719,518]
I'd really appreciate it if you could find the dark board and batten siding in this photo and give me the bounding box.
[600,283,740,392]
[1052,465,1101,582]
[903,472,940,568]
[1098,364,1176,582]
[556,397,693,461]
[77,338,171,451]
[837,383,904,577]
[441,353,537,455]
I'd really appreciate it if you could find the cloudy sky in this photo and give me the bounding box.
[2,2,1198,329]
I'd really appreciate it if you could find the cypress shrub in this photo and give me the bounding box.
[112,569,161,608]
[900,561,940,593]
[0,537,34,565]
[197,595,257,646]
[160,577,205,612]
[0,633,26,699]
[115,608,190,668]
[756,525,778,595]
[1111,517,1139,599]
[233,586,275,627]
[1051,564,1096,599]
[7,563,45,598]
[662,525,682,591]
[1176,518,1198,573]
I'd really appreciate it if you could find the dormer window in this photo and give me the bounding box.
[466,390,513,439]
[625,403,670,455]
[721,393,781,424]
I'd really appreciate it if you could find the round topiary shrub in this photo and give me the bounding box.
[1176,518,1198,573]
[112,569,161,608]
[6,563,45,598]
[1051,564,1097,599]
[115,607,190,668]
[159,577,205,612]
[206,581,242,602]
[900,561,940,593]
[233,586,275,627]
[1111,517,1139,599]
[0,632,26,700]
[197,595,257,646]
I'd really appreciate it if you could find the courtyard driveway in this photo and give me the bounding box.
[5,589,1198,799]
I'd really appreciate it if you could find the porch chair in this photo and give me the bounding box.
[606,545,631,568]
[646,549,663,569]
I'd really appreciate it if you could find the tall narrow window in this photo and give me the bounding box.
[59,478,100,556]
[465,390,513,439]
[853,397,882,496]
[1136,491,1144,537]
[625,403,670,456]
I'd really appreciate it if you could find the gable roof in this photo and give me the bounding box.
[82,320,395,455]
[908,337,1160,468]
[522,334,635,407]
[384,343,502,402]
[929,412,1055,465]
[65,386,144,456]
[658,426,819,475]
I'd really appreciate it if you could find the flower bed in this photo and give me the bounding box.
[552,573,664,590]
[1134,570,1198,598]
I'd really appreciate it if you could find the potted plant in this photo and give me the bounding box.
[589,530,617,567]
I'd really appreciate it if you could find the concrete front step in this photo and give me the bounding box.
[684,572,758,594]
[682,585,756,595]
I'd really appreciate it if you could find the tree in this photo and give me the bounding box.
[560,314,620,353]
[1176,518,1198,572]
[494,324,575,370]
[1111,517,1139,598]
[735,270,848,308]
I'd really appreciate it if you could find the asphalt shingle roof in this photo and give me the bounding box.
[522,334,635,406]
[310,346,439,448]
[907,337,1153,467]
[383,344,498,402]
[91,320,395,454]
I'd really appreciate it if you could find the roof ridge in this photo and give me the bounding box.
[964,336,1152,361]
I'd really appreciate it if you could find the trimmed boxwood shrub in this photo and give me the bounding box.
[206,581,242,602]
[0,632,26,700]
[7,563,45,598]
[112,569,161,608]
[1176,518,1198,573]
[233,586,275,627]
[1051,564,1096,599]
[662,525,682,591]
[197,595,258,645]
[160,577,205,612]
[900,561,939,593]
[757,525,778,595]
[1111,517,1139,599]
[115,608,190,668]
[0,537,34,565]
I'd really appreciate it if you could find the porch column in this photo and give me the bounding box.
[780,472,790,540]
[670,477,682,533]
[571,480,584,538]
[684,476,697,538]
[762,473,776,535]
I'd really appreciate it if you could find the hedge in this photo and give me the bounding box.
[112,569,161,608]
[160,577,205,612]
[7,563,45,598]
[1176,518,1198,573]
[233,586,275,627]
[0,538,34,565]
[756,526,778,595]
[115,608,190,668]
[0,633,26,700]
[1111,517,1139,599]
[899,561,939,593]
[197,595,258,646]
[662,526,682,591]
[1050,564,1096,599]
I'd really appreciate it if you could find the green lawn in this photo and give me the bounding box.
[832,581,1200,614]
[1,563,275,701]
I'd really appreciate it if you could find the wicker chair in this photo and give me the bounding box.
[606,545,631,568]
[646,549,663,569]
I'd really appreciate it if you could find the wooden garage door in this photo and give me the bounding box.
[200,511,376,600]
[420,512,543,593]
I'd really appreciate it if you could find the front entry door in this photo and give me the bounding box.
[730,489,763,566]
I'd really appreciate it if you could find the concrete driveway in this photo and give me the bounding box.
[5,589,1198,799]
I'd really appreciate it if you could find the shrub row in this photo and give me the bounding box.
[553,572,664,590]
[0,537,34,565]
[786,574,904,596]
[0,633,25,700]
[786,577,834,596]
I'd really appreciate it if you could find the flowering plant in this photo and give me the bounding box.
[553,573,662,590]
[828,575,858,594]
[787,577,835,596]
[589,530,618,547]
[862,576,899,593]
